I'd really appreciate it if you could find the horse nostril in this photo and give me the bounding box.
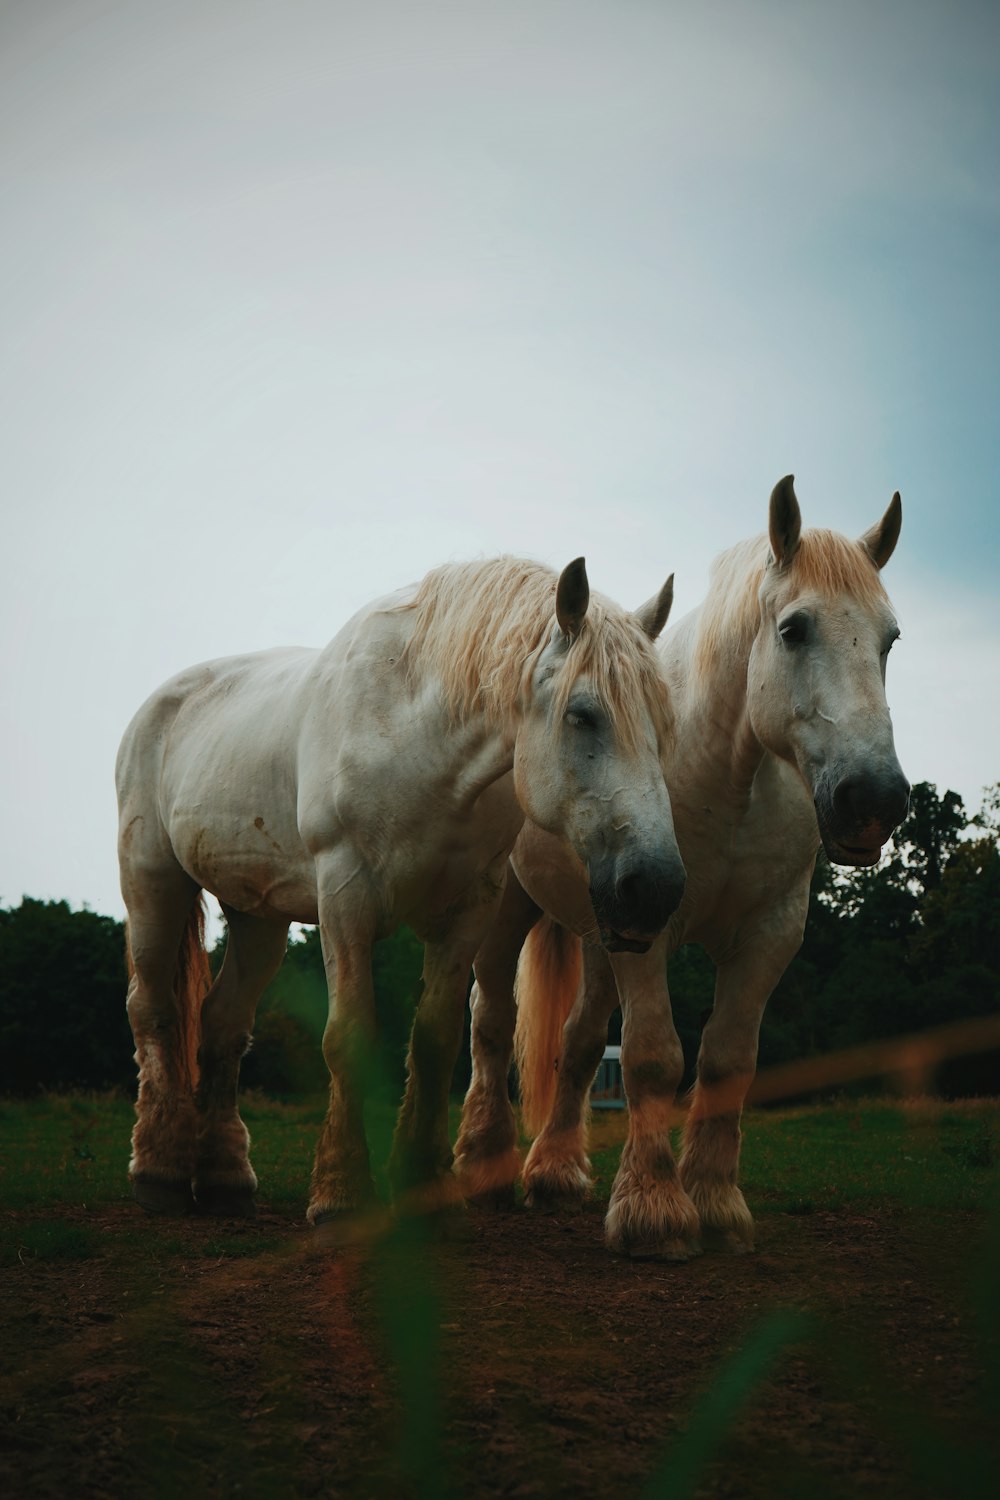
[833,771,911,830]
[615,857,686,930]
[832,777,865,822]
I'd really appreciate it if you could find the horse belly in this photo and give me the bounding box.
[167,809,319,922]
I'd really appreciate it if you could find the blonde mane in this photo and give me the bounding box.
[695,529,892,672]
[397,556,674,753]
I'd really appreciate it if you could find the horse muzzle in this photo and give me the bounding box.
[814,763,911,867]
[589,848,687,951]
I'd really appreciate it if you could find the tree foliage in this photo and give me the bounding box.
[757,781,1000,1095]
[0,899,131,1093]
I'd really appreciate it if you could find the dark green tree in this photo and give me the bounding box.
[0,899,131,1093]
[760,782,999,1095]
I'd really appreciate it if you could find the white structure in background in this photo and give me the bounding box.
[590,1045,625,1109]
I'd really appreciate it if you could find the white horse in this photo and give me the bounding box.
[116,555,687,1223]
[454,479,910,1257]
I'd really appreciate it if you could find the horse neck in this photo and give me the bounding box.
[667,602,766,804]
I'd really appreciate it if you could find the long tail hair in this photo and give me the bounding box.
[513,916,583,1137]
[126,896,212,1091]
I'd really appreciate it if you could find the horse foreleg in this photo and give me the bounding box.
[454,871,540,1209]
[521,940,610,1211]
[606,942,700,1261]
[194,910,289,1217]
[308,897,380,1226]
[680,924,801,1252]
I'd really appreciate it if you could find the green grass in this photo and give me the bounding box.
[0,1217,100,1266]
[0,1092,135,1207]
[2,1092,996,1231]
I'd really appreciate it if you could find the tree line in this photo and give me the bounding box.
[1,781,996,1099]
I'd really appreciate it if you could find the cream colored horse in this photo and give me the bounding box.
[116,555,686,1222]
[455,479,910,1257]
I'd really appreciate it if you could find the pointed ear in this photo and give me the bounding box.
[634,573,674,641]
[859,491,902,569]
[768,475,801,567]
[556,556,590,639]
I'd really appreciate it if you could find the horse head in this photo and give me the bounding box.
[748,476,910,866]
[512,559,686,950]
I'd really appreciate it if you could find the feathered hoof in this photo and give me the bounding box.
[194,1182,258,1219]
[523,1182,588,1214]
[131,1175,195,1216]
[309,1205,349,1228]
[604,1178,702,1261]
[453,1147,521,1211]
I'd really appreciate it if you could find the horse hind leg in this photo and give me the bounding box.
[521,940,611,1212]
[125,872,207,1215]
[194,909,289,1217]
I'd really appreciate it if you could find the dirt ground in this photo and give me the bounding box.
[1,1192,994,1500]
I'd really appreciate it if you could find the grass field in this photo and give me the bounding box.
[1,1091,997,1260]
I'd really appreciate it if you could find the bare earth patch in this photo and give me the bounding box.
[1,1189,994,1499]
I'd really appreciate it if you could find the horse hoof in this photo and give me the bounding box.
[524,1186,587,1215]
[194,1183,258,1219]
[131,1176,195,1216]
[310,1206,351,1228]
[309,1203,389,1250]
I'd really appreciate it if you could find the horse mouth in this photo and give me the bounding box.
[814,801,888,868]
[601,930,653,954]
[822,834,885,868]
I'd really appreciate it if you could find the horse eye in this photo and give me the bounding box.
[882,629,901,657]
[565,708,596,729]
[778,614,808,646]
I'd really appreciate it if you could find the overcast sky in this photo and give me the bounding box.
[2,0,998,920]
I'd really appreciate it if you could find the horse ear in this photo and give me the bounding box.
[556,557,590,639]
[859,492,902,570]
[768,475,801,567]
[634,573,674,641]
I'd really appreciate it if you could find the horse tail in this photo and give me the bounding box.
[514,916,583,1137]
[126,895,212,1092]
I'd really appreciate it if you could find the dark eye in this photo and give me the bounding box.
[565,707,597,729]
[881,628,901,658]
[778,612,809,646]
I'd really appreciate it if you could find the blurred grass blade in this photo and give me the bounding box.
[372,1216,451,1498]
[642,1308,810,1500]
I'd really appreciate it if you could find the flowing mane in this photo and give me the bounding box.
[397,556,674,753]
[695,528,893,672]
